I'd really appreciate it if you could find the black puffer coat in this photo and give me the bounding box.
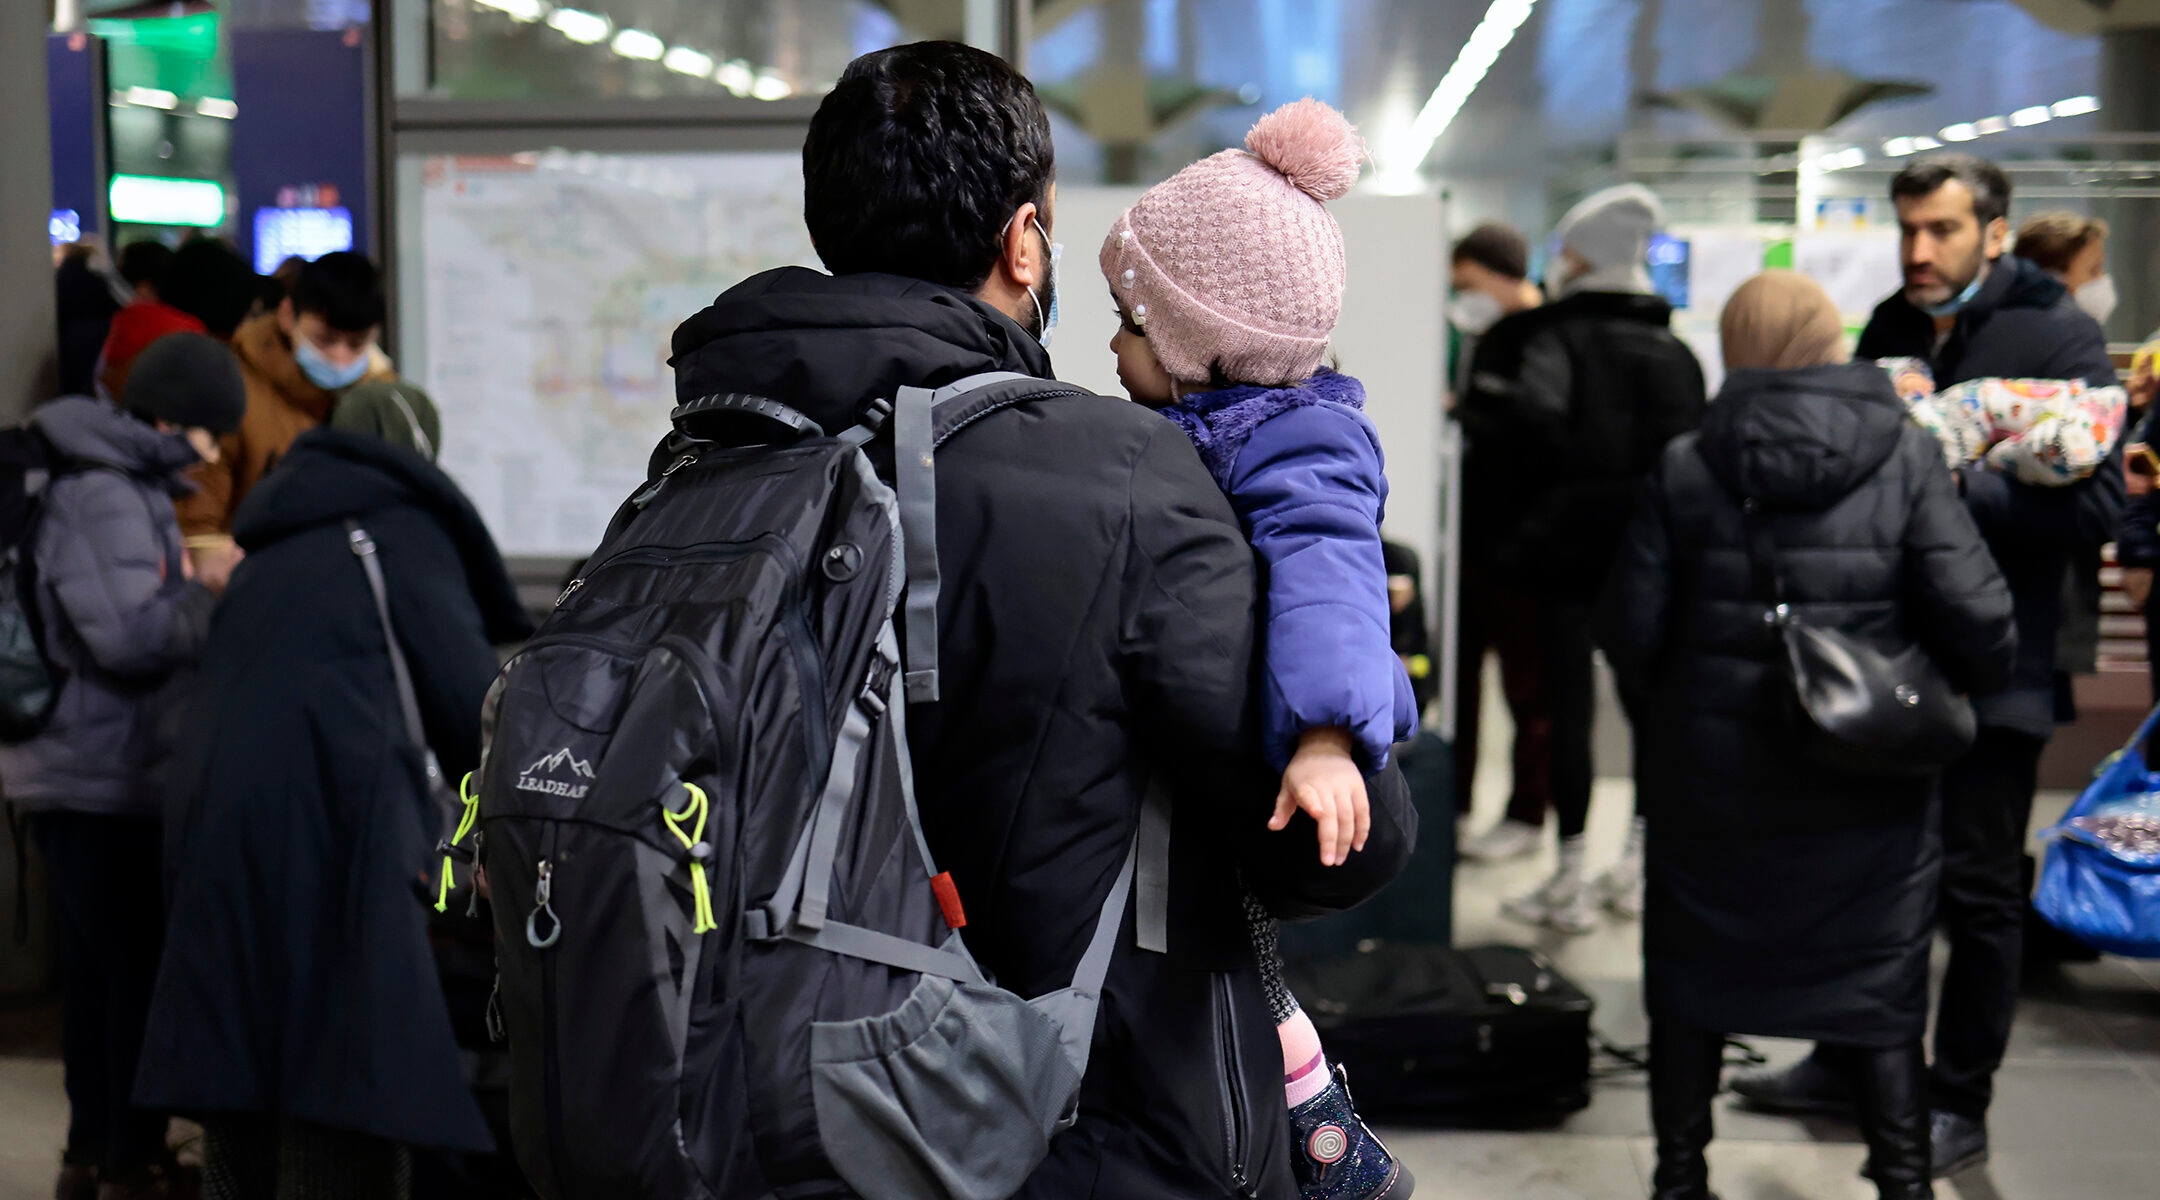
[1597,362,2016,1043]
[137,431,532,1150]
[670,267,1415,1199]
[1454,290,1707,600]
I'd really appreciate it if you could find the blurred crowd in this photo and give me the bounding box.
[1448,154,2152,1199]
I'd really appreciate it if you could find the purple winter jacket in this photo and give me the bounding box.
[1161,369,1418,770]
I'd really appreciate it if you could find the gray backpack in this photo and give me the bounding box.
[472,374,1143,1199]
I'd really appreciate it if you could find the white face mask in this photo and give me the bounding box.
[1448,290,1505,336]
[2075,275,2118,326]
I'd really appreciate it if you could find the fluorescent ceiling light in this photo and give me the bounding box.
[610,28,665,60]
[1912,135,1942,151]
[1882,136,1916,157]
[1376,0,1538,189]
[196,97,236,119]
[663,46,714,77]
[474,0,546,20]
[125,86,178,110]
[2052,95,2100,117]
[751,72,793,101]
[715,60,755,96]
[1939,123,1978,142]
[547,8,609,44]
[109,174,225,227]
[2010,105,2052,127]
[1973,115,2009,135]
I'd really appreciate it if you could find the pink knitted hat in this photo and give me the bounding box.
[1100,98,1365,387]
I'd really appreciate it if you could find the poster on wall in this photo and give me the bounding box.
[1794,231,1903,321]
[417,151,819,557]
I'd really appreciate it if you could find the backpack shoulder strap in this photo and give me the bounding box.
[889,371,1085,703]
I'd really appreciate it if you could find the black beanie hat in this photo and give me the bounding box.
[123,333,246,436]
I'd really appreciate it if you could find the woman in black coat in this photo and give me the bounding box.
[1596,272,2017,1200]
[137,387,532,1198]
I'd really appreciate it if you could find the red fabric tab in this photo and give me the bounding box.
[930,872,967,929]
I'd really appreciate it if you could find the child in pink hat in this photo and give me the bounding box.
[1101,98,1417,1200]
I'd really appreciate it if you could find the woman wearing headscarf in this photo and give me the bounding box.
[138,380,531,1199]
[1595,272,2018,1200]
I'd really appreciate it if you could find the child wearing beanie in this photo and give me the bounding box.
[1101,98,1417,1200]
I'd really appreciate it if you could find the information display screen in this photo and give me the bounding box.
[253,206,355,274]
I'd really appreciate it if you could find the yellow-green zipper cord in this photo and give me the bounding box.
[663,783,718,934]
[436,773,481,914]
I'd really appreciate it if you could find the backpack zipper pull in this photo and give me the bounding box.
[630,454,699,510]
[555,577,584,607]
[527,859,561,949]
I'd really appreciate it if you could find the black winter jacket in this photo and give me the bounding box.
[1856,255,2120,735]
[1597,362,2016,1042]
[1454,290,1707,600]
[669,267,1415,1200]
[138,431,532,1152]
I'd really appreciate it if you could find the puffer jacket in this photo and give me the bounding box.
[176,312,396,538]
[0,397,215,813]
[1600,360,2018,829]
[1597,361,2017,1042]
[1158,369,1418,770]
[1454,289,1708,600]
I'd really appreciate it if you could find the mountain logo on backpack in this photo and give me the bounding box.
[516,748,596,798]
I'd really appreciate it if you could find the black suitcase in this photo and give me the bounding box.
[1284,942,1593,1125]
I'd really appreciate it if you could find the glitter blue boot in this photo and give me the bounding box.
[1288,1065,1413,1200]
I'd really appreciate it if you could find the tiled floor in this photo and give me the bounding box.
[4,681,2159,1199]
[1388,669,2160,1199]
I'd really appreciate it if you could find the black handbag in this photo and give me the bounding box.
[1740,498,1976,778]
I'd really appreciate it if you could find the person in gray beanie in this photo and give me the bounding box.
[1451,183,1707,935]
[1549,183,1663,297]
[3,331,244,1200]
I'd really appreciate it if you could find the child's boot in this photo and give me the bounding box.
[1288,1065,1414,1200]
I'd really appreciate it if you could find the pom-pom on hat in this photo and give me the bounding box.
[1100,98,1364,388]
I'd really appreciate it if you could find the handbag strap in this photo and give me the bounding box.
[346,521,429,751]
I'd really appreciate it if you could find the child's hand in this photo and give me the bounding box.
[1270,727,1369,867]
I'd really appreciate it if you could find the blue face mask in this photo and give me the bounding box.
[1031,218,1062,349]
[294,333,370,391]
[1920,269,1985,319]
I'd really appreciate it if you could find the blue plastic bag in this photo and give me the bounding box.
[2035,705,2160,958]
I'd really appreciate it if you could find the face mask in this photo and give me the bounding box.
[2075,275,2118,326]
[1448,290,1504,336]
[1920,269,1986,319]
[295,334,370,391]
[1031,218,1062,349]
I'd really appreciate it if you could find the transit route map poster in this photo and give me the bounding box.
[417,151,818,557]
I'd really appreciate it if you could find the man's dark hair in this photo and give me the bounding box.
[292,251,386,332]
[803,42,1055,292]
[118,241,175,290]
[1451,223,1529,281]
[1891,154,2011,228]
[162,237,261,338]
